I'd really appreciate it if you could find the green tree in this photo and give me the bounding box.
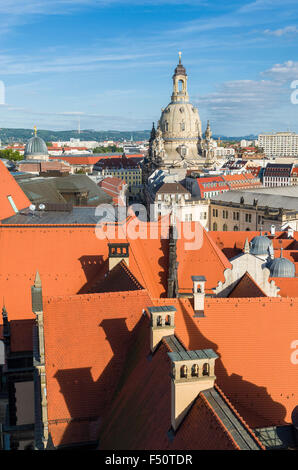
[0,149,22,161]
[93,145,123,154]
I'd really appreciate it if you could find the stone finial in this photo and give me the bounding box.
[178,51,182,64]
[244,238,250,254]
[2,302,8,321]
[34,271,42,288]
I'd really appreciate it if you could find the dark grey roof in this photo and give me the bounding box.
[163,335,185,353]
[254,425,298,450]
[1,206,120,225]
[168,348,218,363]
[250,234,272,256]
[19,178,67,204]
[201,388,262,450]
[268,254,295,278]
[191,276,206,282]
[16,174,112,206]
[148,306,177,314]
[212,190,298,211]
[24,136,48,157]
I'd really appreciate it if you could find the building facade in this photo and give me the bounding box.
[258,132,298,157]
[210,191,298,231]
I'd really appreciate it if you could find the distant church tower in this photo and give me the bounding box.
[24,127,49,161]
[203,121,216,169]
[150,53,207,169]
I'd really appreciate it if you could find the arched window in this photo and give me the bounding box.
[191,364,199,377]
[157,315,162,327]
[180,365,188,378]
[165,121,169,132]
[202,363,210,376]
[233,225,239,231]
[246,228,250,231]
[223,224,228,231]
[180,122,185,131]
[165,315,171,326]
[213,222,218,231]
[178,80,184,92]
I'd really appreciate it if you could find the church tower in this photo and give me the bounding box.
[171,52,190,104]
[151,53,204,169]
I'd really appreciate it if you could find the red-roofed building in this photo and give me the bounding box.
[186,175,229,199]
[0,219,298,450]
[99,177,127,206]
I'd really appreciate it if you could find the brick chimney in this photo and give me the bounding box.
[108,242,129,271]
[191,276,206,316]
[148,305,176,353]
[168,348,218,431]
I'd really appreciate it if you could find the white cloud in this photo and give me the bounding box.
[239,0,297,13]
[264,26,298,36]
[192,68,297,135]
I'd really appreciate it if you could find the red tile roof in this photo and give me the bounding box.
[228,272,267,298]
[98,317,245,451]
[173,296,298,428]
[43,290,153,447]
[0,161,30,220]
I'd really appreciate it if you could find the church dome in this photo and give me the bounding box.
[157,53,202,163]
[250,234,272,256]
[24,135,48,160]
[268,250,295,278]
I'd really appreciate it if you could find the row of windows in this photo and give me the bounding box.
[213,223,251,231]
[179,363,210,378]
[212,209,263,225]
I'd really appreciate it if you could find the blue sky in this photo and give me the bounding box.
[0,0,298,135]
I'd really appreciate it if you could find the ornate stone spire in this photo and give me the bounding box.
[34,271,42,288]
[172,52,189,103]
[2,301,8,322]
[205,120,212,141]
[244,238,250,254]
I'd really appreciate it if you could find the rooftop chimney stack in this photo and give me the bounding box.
[108,242,129,271]
[168,348,218,431]
[191,276,206,317]
[148,305,176,353]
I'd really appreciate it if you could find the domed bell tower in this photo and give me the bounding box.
[171,52,189,104]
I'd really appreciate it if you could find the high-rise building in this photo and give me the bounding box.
[258,132,298,157]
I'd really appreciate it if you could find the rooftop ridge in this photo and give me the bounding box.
[200,392,240,450]
[118,259,143,290]
[214,384,265,450]
[206,296,298,305]
[44,289,149,304]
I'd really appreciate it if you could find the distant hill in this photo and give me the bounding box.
[0,128,258,144]
[0,128,151,144]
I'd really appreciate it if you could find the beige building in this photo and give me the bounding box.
[210,189,298,231]
[258,132,298,158]
[153,182,209,227]
[149,53,208,169]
